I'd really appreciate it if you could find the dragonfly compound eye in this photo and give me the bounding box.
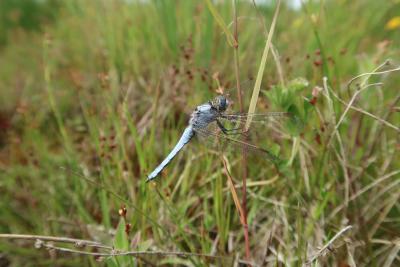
[217,96,228,111]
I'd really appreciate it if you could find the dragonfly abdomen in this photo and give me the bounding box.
[146,126,195,181]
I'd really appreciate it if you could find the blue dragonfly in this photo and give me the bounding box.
[146,93,292,181]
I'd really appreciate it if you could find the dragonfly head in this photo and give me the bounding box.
[212,95,229,112]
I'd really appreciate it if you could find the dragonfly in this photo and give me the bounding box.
[146,94,291,181]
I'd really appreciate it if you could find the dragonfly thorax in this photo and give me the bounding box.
[190,102,220,130]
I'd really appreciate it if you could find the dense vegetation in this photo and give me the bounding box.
[0,0,399,266]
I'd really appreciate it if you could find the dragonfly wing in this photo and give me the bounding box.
[219,112,303,139]
[194,121,227,151]
[194,126,282,164]
[147,126,195,181]
[220,112,292,126]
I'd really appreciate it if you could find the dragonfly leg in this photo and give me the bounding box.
[216,119,249,136]
[225,129,250,135]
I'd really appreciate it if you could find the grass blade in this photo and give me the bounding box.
[245,0,281,131]
[204,0,237,47]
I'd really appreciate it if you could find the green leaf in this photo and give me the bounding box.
[109,218,131,267]
[159,257,193,266]
[287,77,309,92]
[137,239,153,251]
[114,218,129,250]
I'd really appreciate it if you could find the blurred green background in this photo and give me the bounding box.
[0,0,399,266]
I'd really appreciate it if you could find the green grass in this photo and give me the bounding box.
[0,0,399,266]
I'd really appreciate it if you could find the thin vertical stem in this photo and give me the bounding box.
[233,1,243,112]
[232,0,251,264]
